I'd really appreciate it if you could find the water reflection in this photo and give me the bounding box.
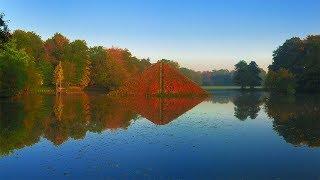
[209,91,320,147]
[0,95,49,156]
[0,93,205,156]
[208,90,239,104]
[233,92,263,120]
[2,91,320,178]
[117,97,205,125]
[265,94,320,147]
[208,91,265,120]
[2,91,320,157]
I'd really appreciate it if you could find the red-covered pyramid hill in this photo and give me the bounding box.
[108,62,208,97]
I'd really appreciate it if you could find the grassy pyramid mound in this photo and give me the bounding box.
[108,62,208,97]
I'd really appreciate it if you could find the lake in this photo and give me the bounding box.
[1,91,320,179]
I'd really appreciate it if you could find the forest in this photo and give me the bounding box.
[0,13,262,97]
[1,13,320,97]
[266,36,320,93]
[0,13,203,97]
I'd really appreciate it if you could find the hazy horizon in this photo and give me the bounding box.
[2,0,320,71]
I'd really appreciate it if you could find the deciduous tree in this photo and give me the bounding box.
[54,61,64,92]
[233,60,249,89]
[247,61,262,89]
[0,13,10,47]
[12,30,45,61]
[0,41,29,96]
[44,33,69,65]
[63,40,90,87]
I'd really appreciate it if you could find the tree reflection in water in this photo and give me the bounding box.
[233,92,263,120]
[209,91,320,147]
[0,95,52,156]
[211,91,320,147]
[0,93,205,156]
[265,94,320,147]
[2,91,320,156]
[208,90,264,120]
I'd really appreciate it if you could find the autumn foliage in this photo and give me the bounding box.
[109,62,208,97]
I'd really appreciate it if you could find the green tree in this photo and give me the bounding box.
[268,35,320,92]
[233,60,249,89]
[89,47,151,90]
[210,69,234,86]
[36,60,54,86]
[63,40,90,87]
[247,61,262,89]
[12,30,45,61]
[0,13,10,47]
[25,63,43,92]
[297,35,320,92]
[0,41,29,96]
[88,47,129,90]
[88,46,107,87]
[269,37,304,73]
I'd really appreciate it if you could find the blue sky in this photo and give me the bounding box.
[1,0,320,71]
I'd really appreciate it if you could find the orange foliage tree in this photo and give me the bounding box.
[44,33,69,65]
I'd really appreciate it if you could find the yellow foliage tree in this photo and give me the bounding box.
[80,60,91,89]
[54,61,64,92]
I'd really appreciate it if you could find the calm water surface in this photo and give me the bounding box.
[1,91,320,179]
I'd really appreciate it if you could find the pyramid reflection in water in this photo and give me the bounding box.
[116,96,206,125]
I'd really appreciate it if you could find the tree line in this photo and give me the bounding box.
[0,29,152,96]
[265,36,320,93]
[0,13,265,97]
[0,14,177,96]
[0,13,234,97]
[1,12,319,96]
[205,35,320,93]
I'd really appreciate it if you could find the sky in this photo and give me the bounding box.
[1,0,320,71]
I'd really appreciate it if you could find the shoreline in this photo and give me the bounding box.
[2,86,317,99]
[202,86,266,91]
